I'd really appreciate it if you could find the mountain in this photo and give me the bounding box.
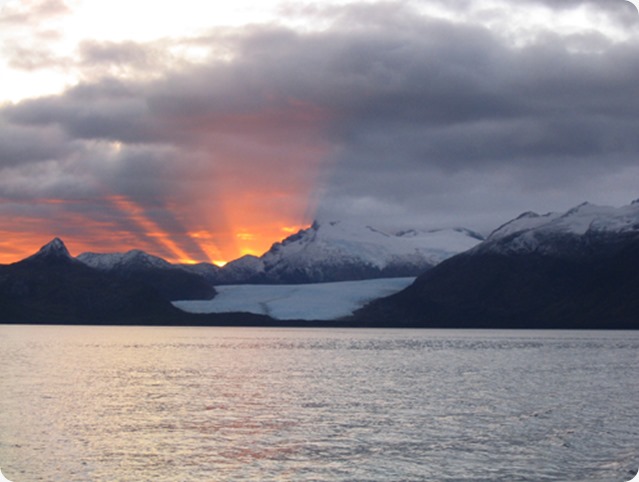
[213,221,484,284]
[77,250,216,301]
[72,220,483,287]
[354,201,639,329]
[0,239,187,324]
[177,262,222,284]
[77,249,173,271]
[24,237,73,263]
[214,255,265,284]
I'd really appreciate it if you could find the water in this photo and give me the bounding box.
[0,326,637,482]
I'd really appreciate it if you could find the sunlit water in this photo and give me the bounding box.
[0,326,638,482]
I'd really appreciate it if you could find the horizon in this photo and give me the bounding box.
[6,196,639,266]
[1,214,482,265]
[1,0,638,265]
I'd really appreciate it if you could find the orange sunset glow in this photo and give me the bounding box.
[0,59,333,267]
[0,98,330,266]
[1,0,638,273]
[0,201,313,266]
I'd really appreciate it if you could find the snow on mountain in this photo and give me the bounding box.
[24,237,75,263]
[77,250,173,271]
[173,277,416,320]
[71,221,482,285]
[487,211,562,241]
[215,255,265,284]
[77,249,216,301]
[246,221,484,283]
[355,199,639,328]
[395,227,485,257]
[477,201,639,255]
[1,239,183,323]
[177,262,221,283]
[266,221,479,267]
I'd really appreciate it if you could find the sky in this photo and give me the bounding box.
[0,0,638,264]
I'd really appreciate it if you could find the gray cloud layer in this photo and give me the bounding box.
[1,0,638,258]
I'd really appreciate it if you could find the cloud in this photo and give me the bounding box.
[1,0,638,261]
[0,118,70,167]
[0,0,70,25]
[79,40,165,68]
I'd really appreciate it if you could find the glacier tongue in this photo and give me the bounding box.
[173,277,417,320]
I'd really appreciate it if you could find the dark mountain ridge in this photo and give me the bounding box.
[0,239,183,323]
[77,249,216,301]
[0,239,273,325]
[353,201,639,329]
[4,202,639,328]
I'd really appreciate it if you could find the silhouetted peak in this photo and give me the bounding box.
[27,237,73,262]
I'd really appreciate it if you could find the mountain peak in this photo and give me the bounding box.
[77,249,173,271]
[26,237,73,263]
[254,220,484,283]
[40,237,71,255]
[477,200,639,256]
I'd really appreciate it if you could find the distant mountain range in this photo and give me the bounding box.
[77,249,216,300]
[0,238,184,324]
[215,221,484,284]
[0,220,481,324]
[354,200,639,329]
[0,238,273,325]
[78,221,484,285]
[2,204,638,328]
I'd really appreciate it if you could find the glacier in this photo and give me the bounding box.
[172,277,416,320]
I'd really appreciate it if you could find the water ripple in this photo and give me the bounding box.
[0,326,637,481]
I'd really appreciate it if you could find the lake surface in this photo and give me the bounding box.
[0,326,637,481]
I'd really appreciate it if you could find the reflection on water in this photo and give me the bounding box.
[0,326,638,481]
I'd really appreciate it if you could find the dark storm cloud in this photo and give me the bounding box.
[6,79,159,143]
[0,119,70,167]
[2,0,639,240]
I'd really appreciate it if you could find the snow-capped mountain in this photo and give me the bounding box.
[221,221,484,284]
[215,255,264,284]
[77,249,216,301]
[71,221,482,286]
[24,237,76,264]
[78,249,174,271]
[477,200,639,256]
[355,200,639,329]
[177,262,221,284]
[0,238,183,323]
